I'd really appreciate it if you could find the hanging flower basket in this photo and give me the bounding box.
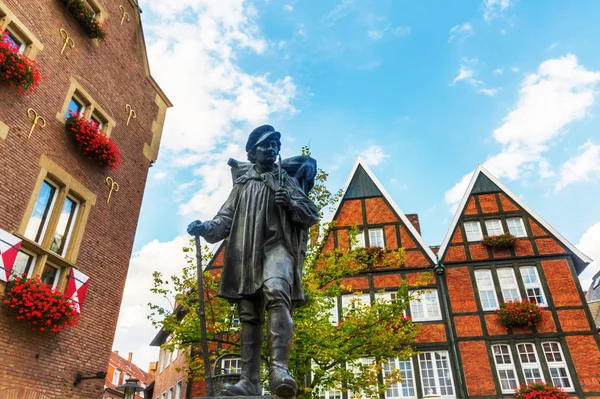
[514,382,568,399]
[58,0,107,41]
[66,113,121,169]
[0,33,41,94]
[3,275,80,333]
[482,233,517,249]
[497,299,542,328]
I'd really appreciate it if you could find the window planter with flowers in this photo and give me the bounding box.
[0,33,41,94]
[58,0,107,41]
[66,113,121,169]
[482,232,517,249]
[497,299,542,328]
[3,275,80,333]
[514,382,568,399]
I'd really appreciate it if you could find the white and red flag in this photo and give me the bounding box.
[65,268,90,314]
[0,228,22,282]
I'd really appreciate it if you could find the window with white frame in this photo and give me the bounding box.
[464,221,483,242]
[327,297,339,325]
[161,393,166,399]
[517,343,544,384]
[369,228,384,247]
[409,290,441,321]
[353,230,366,249]
[474,270,499,310]
[485,219,504,236]
[347,357,377,399]
[176,381,183,399]
[594,274,600,289]
[24,180,58,244]
[11,250,36,279]
[222,357,242,374]
[168,387,174,399]
[341,293,371,315]
[497,268,520,302]
[383,358,416,398]
[112,369,121,385]
[49,195,79,256]
[542,342,574,391]
[507,218,527,238]
[418,351,454,397]
[492,345,518,393]
[319,390,342,399]
[519,267,546,306]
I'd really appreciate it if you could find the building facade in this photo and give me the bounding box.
[103,351,149,399]
[164,158,598,399]
[0,0,170,397]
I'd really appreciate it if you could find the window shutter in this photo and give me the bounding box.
[65,268,90,313]
[0,228,22,281]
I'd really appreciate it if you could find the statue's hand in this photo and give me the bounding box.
[275,188,293,210]
[187,220,207,237]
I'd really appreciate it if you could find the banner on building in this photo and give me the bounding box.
[65,268,90,314]
[0,228,22,282]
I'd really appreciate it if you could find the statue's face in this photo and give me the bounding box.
[254,136,280,166]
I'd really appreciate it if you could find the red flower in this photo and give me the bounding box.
[2,275,80,333]
[58,0,108,41]
[66,113,121,169]
[514,382,568,399]
[497,299,542,328]
[0,33,42,94]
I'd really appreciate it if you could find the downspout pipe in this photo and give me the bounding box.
[435,257,467,399]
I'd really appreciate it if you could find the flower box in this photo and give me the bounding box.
[514,382,568,399]
[3,275,79,333]
[482,233,517,249]
[0,33,41,94]
[497,299,542,328]
[66,113,121,169]
[58,0,107,41]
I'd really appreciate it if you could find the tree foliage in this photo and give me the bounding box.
[148,154,429,398]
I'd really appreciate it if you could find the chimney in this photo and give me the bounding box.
[405,214,421,235]
[128,352,133,363]
[113,350,119,356]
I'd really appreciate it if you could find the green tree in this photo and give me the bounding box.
[148,157,427,398]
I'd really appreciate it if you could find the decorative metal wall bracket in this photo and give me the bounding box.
[125,104,137,126]
[74,371,106,386]
[26,108,46,139]
[119,5,131,25]
[60,28,75,56]
[106,176,120,204]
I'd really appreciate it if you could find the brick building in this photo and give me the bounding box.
[162,158,598,399]
[0,0,170,397]
[144,326,189,399]
[103,351,149,399]
[585,272,600,329]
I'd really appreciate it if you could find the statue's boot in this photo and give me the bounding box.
[222,322,263,396]
[268,307,298,397]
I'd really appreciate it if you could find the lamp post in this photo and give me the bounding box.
[117,378,144,399]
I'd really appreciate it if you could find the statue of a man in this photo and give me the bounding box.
[187,125,319,397]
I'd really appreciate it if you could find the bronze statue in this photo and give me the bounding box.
[187,125,318,397]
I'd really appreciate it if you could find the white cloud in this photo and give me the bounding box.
[445,54,600,211]
[368,24,410,41]
[448,23,473,43]
[482,0,512,22]
[556,141,600,191]
[367,29,384,41]
[493,68,503,74]
[479,88,498,96]
[153,171,168,180]
[577,222,600,289]
[113,236,191,369]
[283,3,293,11]
[511,67,519,72]
[538,160,556,179]
[322,0,357,25]
[360,145,389,166]
[391,26,411,36]
[548,42,560,51]
[451,66,477,86]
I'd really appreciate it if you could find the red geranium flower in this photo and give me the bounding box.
[66,113,121,169]
[0,33,41,94]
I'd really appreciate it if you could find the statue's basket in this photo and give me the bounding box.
[211,353,242,395]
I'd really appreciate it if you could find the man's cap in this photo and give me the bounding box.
[246,125,281,153]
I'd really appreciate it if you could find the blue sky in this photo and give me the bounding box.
[113,0,600,368]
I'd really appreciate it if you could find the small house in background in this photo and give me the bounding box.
[585,271,600,328]
[103,351,149,399]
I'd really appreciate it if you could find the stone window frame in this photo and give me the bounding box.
[10,154,96,293]
[56,77,116,136]
[0,0,44,59]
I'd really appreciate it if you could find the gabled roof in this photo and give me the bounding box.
[438,165,592,270]
[325,157,437,263]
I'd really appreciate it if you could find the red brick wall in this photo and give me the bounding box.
[365,197,397,224]
[499,193,519,211]
[469,243,489,260]
[557,309,590,332]
[455,316,482,337]
[0,0,166,397]
[384,225,397,249]
[446,267,477,313]
[485,314,507,335]
[566,336,600,392]
[478,194,498,213]
[336,199,363,227]
[537,310,557,333]
[373,274,402,289]
[541,259,581,307]
[535,238,566,255]
[445,245,466,262]
[404,251,430,268]
[341,276,369,291]
[465,197,477,215]
[415,324,446,343]
[153,352,188,399]
[459,341,496,396]
[399,226,416,249]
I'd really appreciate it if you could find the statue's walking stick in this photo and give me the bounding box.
[195,235,214,396]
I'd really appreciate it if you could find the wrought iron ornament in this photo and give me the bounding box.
[60,28,74,56]
[125,104,137,126]
[26,108,46,140]
[119,5,131,25]
[105,176,119,204]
